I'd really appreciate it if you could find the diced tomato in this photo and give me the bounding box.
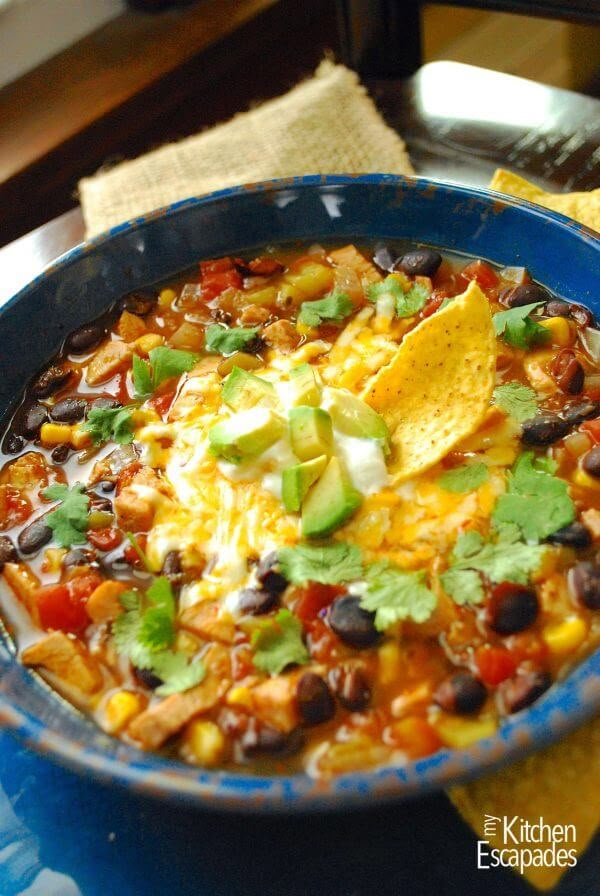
[421,294,446,318]
[116,462,142,494]
[66,571,103,601]
[460,260,499,292]
[387,716,442,759]
[123,534,147,566]
[199,257,242,301]
[295,583,344,624]
[475,645,518,686]
[231,646,255,681]
[150,390,176,417]
[0,485,32,529]
[305,616,337,663]
[581,419,600,444]
[87,527,123,552]
[36,575,100,633]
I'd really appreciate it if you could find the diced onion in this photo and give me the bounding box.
[499,266,528,285]
[580,328,600,363]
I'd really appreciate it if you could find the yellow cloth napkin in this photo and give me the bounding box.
[450,170,600,892]
[79,61,413,237]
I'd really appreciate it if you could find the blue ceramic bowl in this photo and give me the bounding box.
[1,175,599,811]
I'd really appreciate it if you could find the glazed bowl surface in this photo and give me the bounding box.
[0,174,599,811]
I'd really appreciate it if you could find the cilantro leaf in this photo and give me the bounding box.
[493,382,538,422]
[360,563,437,630]
[395,283,430,318]
[112,604,153,668]
[148,346,197,389]
[492,302,550,349]
[132,354,153,400]
[119,590,141,612]
[492,451,575,542]
[42,482,89,547]
[278,541,363,585]
[438,462,489,493]
[83,406,135,446]
[205,325,260,355]
[442,527,546,599]
[298,291,353,328]
[251,609,310,675]
[439,568,485,606]
[366,276,404,304]
[152,651,205,697]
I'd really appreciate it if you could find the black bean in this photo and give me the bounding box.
[2,432,24,454]
[18,518,52,555]
[568,562,600,610]
[17,403,48,439]
[63,548,93,568]
[504,283,550,308]
[570,305,593,327]
[544,299,571,317]
[89,493,113,513]
[51,444,70,464]
[134,667,163,690]
[561,400,600,426]
[502,670,552,714]
[256,552,288,595]
[89,397,122,411]
[550,352,584,395]
[434,672,487,715]
[521,415,570,446]
[119,290,157,316]
[373,244,397,273]
[546,522,591,549]
[161,550,184,588]
[237,587,278,616]
[486,583,539,635]
[31,366,72,398]
[99,479,116,493]
[328,665,371,711]
[67,323,106,354]
[297,672,335,726]
[241,721,303,757]
[329,595,380,648]
[50,397,87,423]
[245,335,266,355]
[582,446,600,478]
[395,248,442,278]
[0,535,17,570]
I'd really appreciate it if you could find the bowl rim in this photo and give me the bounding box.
[1,173,599,812]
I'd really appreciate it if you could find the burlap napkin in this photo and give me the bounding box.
[79,66,599,889]
[79,60,413,237]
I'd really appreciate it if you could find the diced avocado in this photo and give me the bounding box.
[289,406,333,461]
[281,455,328,512]
[288,363,321,407]
[209,408,284,463]
[301,456,362,538]
[326,388,391,454]
[222,367,276,411]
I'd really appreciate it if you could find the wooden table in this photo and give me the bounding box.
[1,61,598,310]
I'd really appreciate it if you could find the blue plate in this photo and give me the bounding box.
[0,175,599,811]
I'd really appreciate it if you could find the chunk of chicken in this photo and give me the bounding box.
[251,674,300,733]
[86,341,132,386]
[114,467,169,533]
[1,452,50,491]
[180,601,236,644]
[22,632,103,694]
[238,304,271,326]
[128,646,231,750]
[329,245,382,285]
[262,319,300,353]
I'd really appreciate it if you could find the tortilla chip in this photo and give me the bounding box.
[362,281,496,482]
[490,168,600,233]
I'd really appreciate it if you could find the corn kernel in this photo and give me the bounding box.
[43,548,66,574]
[226,686,253,710]
[40,422,72,446]
[135,333,164,355]
[296,320,313,337]
[130,408,160,427]
[434,714,497,748]
[105,691,143,733]
[378,641,402,685]
[539,317,573,347]
[573,468,600,492]
[71,424,92,449]
[368,490,402,509]
[543,616,587,655]
[185,720,226,766]
[158,287,177,309]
